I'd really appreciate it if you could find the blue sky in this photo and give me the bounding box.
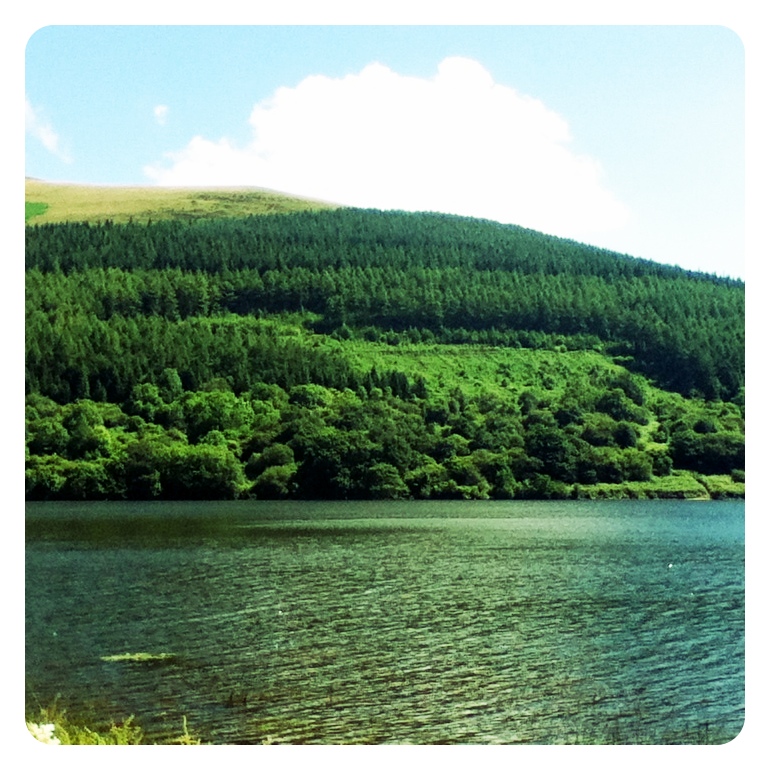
[25,24,746,278]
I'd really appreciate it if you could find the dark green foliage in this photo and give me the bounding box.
[613,422,639,449]
[669,430,745,475]
[252,463,297,498]
[595,389,647,423]
[27,416,69,456]
[25,208,744,500]
[26,208,743,401]
[24,377,742,500]
[365,463,410,499]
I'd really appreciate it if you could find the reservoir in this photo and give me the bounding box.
[25,499,744,744]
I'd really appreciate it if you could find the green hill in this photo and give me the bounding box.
[25,183,744,501]
[24,178,335,224]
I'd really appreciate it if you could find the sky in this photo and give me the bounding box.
[24,24,746,278]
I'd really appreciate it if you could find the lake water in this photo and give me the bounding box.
[25,499,744,744]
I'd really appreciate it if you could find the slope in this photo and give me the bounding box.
[24,184,745,501]
[24,178,336,224]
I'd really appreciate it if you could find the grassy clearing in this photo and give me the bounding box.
[25,178,336,225]
[344,339,623,402]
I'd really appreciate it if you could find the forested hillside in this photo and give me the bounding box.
[25,205,745,501]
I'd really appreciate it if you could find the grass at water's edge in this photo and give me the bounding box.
[25,701,202,745]
[25,703,740,745]
[571,471,744,500]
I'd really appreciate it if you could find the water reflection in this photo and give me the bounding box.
[26,500,744,744]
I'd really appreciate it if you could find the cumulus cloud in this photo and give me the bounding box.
[154,104,169,126]
[144,57,628,240]
[25,97,71,162]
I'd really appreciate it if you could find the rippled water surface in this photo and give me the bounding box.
[25,500,744,744]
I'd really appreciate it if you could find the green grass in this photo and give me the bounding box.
[26,701,202,745]
[25,201,49,222]
[343,338,625,402]
[693,473,745,499]
[100,651,176,663]
[573,471,711,500]
[25,178,336,225]
[26,702,144,745]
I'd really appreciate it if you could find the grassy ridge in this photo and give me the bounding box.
[24,178,336,224]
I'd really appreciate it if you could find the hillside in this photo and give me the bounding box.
[25,183,745,501]
[24,178,335,224]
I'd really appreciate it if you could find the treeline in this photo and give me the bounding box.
[25,371,745,502]
[26,209,744,401]
[25,312,392,405]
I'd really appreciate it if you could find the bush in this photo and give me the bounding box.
[252,464,297,498]
[364,462,410,499]
[670,430,744,474]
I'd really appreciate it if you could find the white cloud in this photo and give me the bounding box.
[25,98,71,163]
[154,104,169,126]
[144,57,628,240]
